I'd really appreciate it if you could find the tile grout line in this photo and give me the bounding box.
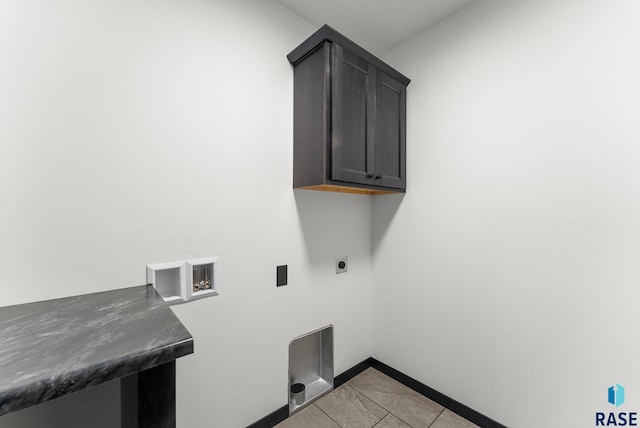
[347,377,433,428]
[347,381,396,416]
[319,383,391,428]
[351,388,393,428]
[370,411,391,428]
[314,403,348,428]
[391,412,423,428]
[426,408,447,428]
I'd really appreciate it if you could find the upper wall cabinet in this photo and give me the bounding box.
[288,25,411,195]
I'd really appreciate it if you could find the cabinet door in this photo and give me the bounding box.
[331,43,376,185]
[373,70,406,189]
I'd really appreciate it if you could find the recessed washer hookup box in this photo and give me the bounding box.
[288,325,334,414]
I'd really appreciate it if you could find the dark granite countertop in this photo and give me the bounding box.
[0,285,193,416]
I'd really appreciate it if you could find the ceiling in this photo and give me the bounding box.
[275,0,476,55]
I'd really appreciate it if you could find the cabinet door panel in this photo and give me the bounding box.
[331,43,375,185]
[374,70,406,189]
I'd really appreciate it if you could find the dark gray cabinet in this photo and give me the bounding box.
[288,25,410,195]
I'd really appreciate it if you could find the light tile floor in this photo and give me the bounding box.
[275,368,480,428]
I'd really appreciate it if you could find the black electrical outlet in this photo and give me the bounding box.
[276,265,288,287]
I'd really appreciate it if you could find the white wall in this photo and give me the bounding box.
[374,1,640,427]
[0,1,373,426]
